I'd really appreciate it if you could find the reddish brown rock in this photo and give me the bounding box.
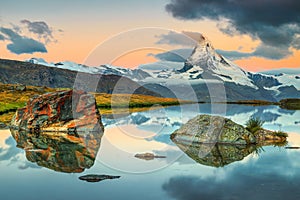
[10,90,104,173]
[10,90,104,133]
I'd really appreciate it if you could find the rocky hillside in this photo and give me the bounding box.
[0,59,159,96]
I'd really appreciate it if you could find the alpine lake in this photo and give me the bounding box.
[1,103,300,200]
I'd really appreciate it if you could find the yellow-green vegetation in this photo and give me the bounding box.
[100,106,165,115]
[0,84,56,114]
[245,116,288,140]
[227,99,300,110]
[0,112,15,125]
[245,117,264,134]
[94,93,183,108]
[227,100,276,106]
[0,83,185,125]
[0,102,26,114]
[0,83,58,124]
[279,98,300,110]
[272,130,288,138]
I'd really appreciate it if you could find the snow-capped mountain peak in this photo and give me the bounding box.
[181,34,255,87]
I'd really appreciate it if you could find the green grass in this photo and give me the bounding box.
[272,131,288,138]
[94,93,184,108]
[245,117,264,134]
[0,83,185,125]
[0,102,26,114]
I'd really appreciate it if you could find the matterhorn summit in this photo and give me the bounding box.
[180,34,256,88]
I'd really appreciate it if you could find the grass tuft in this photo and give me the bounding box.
[272,131,288,138]
[245,117,264,134]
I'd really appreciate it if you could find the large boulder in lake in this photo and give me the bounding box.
[171,115,288,167]
[10,90,104,173]
[171,114,256,145]
[10,90,104,133]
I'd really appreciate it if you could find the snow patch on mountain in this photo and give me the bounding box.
[274,74,300,90]
[25,58,151,81]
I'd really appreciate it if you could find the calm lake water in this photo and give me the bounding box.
[1,104,300,200]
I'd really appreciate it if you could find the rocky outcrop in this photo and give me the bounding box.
[79,174,121,183]
[134,153,166,160]
[10,90,104,173]
[0,59,161,96]
[171,114,288,167]
[171,114,256,145]
[10,90,104,133]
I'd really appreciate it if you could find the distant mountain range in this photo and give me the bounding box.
[0,59,160,97]
[260,68,300,76]
[1,34,299,101]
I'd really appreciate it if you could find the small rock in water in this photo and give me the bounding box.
[79,174,121,183]
[285,147,300,149]
[134,152,166,160]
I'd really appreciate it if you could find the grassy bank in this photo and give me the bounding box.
[279,98,300,110]
[220,99,300,110]
[94,93,182,108]
[225,100,277,106]
[0,83,185,125]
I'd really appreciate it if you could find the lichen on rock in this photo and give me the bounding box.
[171,114,256,145]
[171,114,288,167]
[10,90,104,133]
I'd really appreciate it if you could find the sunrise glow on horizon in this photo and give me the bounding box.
[1,0,300,72]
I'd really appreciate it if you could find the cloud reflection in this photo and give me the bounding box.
[163,148,300,200]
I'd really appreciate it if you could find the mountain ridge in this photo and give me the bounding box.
[1,33,299,101]
[0,58,160,97]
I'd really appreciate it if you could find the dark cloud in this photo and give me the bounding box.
[0,27,47,54]
[150,48,193,62]
[292,36,300,49]
[20,19,54,43]
[216,49,252,60]
[153,45,289,63]
[157,30,292,60]
[165,0,300,58]
[163,174,300,200]
[0,34,5,40]
[156,31,200,46]
[252,45,292,59]
[217,44,292,60]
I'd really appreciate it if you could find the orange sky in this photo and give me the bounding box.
[0,0,299,72]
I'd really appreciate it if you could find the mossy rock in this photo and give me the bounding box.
[171,114,256,145]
